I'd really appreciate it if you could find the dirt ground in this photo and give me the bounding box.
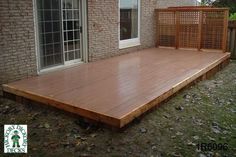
[0,61,236,157]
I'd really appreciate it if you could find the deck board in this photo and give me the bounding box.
[3,48,230,128]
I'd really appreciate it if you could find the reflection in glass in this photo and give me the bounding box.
[37,0,63,68]
[63,0,81,61]
[120,0,139,40]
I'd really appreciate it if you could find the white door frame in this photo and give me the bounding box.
[33,0,88,74]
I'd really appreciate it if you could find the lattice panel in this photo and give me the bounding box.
[179,11,199,48]
[157,12,176,47]
[156,8,228,52]
[201,11,225,49]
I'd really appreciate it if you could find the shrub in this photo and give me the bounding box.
[230,13,236,20]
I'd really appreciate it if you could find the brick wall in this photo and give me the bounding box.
[87,0,119,61]
[87,0,196,61]
[87,0,157,61]
[0,0,37,93]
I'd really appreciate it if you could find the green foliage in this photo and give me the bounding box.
[230,13,236,20]
[200,0,213,5]
[212,0,236,15]
[201,0,236,16]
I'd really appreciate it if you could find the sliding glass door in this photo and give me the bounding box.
[37,0,82,69]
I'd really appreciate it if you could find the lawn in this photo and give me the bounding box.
[0,61,236,157]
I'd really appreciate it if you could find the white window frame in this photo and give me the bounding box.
[119,0,141,49]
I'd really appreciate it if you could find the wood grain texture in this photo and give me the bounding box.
[3,48,230,128]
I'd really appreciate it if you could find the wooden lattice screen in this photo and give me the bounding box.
[156,7,229,52]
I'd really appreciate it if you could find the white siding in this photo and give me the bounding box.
[156,0,198,8]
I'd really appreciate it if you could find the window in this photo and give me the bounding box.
[119,0,140,49]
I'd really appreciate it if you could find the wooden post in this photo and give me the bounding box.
[222,10,229,53]
[175,11,180,49]
[234,30,236,58]
[198,11,203,51]
[156,10,159,47]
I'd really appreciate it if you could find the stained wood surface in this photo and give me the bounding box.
[3,48,230,127]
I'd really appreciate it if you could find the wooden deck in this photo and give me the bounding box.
[3,48,230,128]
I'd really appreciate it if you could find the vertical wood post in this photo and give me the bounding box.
[156,10,159,47]
[175,11,180,49]
[222,10,229,53]
[234,29,236,58]
[231,28,236,58]
[198,11,203,51]
[227,29,230,52]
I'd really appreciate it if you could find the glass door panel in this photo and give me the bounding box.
[62,0,81,63]
[37,0,63,69]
